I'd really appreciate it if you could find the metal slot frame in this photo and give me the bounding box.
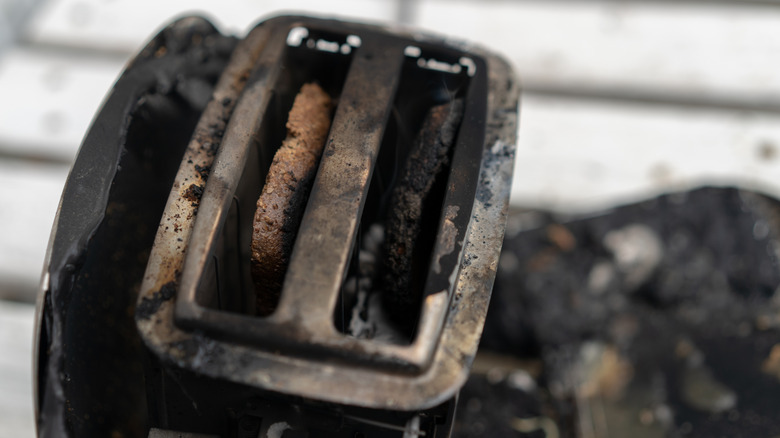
[136,15,520,411]
[175,20,486,372]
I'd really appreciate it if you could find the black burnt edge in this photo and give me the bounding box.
[136,281,178,321]
[37,16,237,438]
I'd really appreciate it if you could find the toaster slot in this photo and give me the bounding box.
[334,49,471,342]
[189,26,356,316]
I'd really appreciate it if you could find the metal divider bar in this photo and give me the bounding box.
[176,26,290,315]
[275,37,405,335]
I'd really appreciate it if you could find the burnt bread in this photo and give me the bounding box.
[381,99,464,327]
[251,83,333,315]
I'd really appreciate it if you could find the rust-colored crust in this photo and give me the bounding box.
[251,83,333,315]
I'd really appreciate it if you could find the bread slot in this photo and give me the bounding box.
[191,27,353,317]
[251,82,334,316]
[333,50,471,343]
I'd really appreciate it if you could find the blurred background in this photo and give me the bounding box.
[2,0,780,436]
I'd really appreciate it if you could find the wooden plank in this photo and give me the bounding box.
[24,0,399,53]
[512,93,780,212]
[415,0,780,105]
[0,0,15,49]
[0,0,41,50]
[0,49,125,162]
[0,300,36,438]
[0,161,69,301]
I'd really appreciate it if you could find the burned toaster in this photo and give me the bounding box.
[35,14,519,437]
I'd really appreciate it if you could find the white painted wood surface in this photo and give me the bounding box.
[513,92,780,212]
[25,0,780,103]
[416,0,780,104]
[5,1,780,436]
[0,300,35,438]
[0,49,125,162]
[0,161,68,301]
[0,0,39,51]
[25,0,400,53]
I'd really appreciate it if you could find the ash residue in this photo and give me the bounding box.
[344,224,406,344]
[454,372,551,438]
[466,188,780,437]
[346,224,384,339]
